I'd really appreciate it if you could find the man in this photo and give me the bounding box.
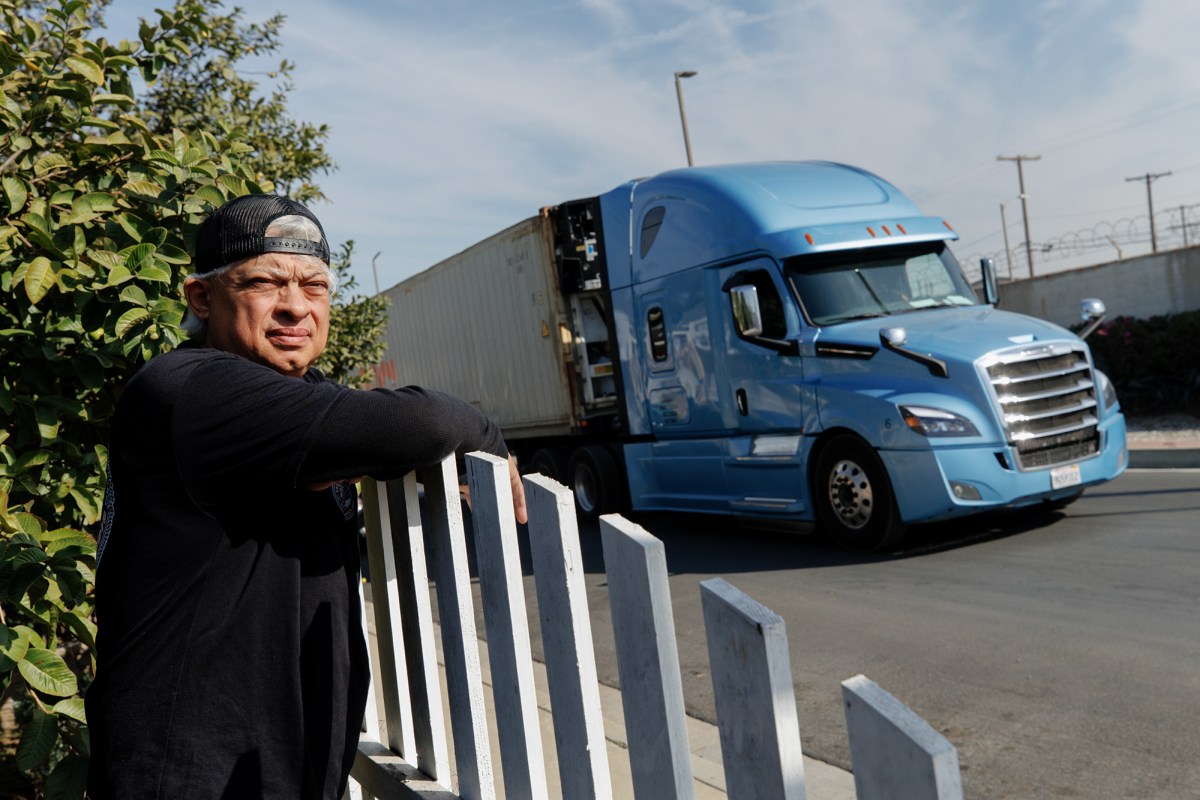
[85,194,526,799]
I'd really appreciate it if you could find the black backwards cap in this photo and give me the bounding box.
[192,194,330,274]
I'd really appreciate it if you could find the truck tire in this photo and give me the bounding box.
[813,434,905,551]
[526,447,569,483]
[567,446,620,521]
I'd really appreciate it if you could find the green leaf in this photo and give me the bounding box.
[119,285,147,306]
[146,149,178,166]
[19,648,79,697]
[122,179,163,197]
[33,153,69,177]
[104,264,133,286]
[35,406,60,441]
[40,528,96,556]
[16,707,58,771]
[138,264,172,282]
[23,257,56,304]
[45,754,89,800]
[61,609,97,651]
[114,308,149,337]
[216,174,247,195]
[93,92,135,107]
[67,195,97,225]
[51,697,87,724]
[2,176,27,214]
[191,184,225,208]
[11,451,50,475]
[155,244,191,264]
[0,625,29,672]
[122,243,155,268]
[65,55,104,85]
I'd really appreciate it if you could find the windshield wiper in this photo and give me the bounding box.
[827,312,885,323]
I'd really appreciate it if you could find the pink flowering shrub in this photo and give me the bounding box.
[1085,311,1200,414]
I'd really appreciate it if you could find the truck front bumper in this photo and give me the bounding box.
[881,413,1128,525]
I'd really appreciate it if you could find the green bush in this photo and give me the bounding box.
[1087,310,1200,415]
[0,1,382,795]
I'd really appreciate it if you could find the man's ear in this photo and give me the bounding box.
[183,276,212,320]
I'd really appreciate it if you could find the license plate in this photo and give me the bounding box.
[1050,464,1082,490]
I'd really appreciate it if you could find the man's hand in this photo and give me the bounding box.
[509,454,528,525]
[458,455,528,525]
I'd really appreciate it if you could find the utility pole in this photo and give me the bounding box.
[1125,171,1172,252]
[997,154,1040,278]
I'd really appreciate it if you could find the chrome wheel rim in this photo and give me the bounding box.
[828,459,873,530]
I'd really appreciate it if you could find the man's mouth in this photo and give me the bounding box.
[268,328,310,346]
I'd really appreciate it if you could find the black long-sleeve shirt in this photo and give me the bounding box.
[86,343,507,799]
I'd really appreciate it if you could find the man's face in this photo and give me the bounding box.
[184,253,331,377]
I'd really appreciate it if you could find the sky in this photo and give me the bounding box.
[102,0,1200,294]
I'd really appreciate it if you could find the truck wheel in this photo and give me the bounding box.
[526,448,568,483]
[567,446,620,521]
[813,434,905,551]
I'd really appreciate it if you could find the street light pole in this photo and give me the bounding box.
[1125,171,1172,253]
[997,154,1040,278]
[371,251,381,296]
[674,70,697,167]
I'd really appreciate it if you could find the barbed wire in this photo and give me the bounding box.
[959,202,1200,282]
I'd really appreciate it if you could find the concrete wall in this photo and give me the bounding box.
[991,246,1200,328]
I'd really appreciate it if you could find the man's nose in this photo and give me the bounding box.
[275,282,310,318]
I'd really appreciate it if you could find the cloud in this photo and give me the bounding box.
[103,0,1200,286]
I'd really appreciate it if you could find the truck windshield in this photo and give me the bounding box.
[785,243,978,325]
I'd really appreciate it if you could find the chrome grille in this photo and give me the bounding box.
[982,344,1100,470]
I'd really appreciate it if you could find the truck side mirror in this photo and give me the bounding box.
[730,285,764,337]
[980,258,998,306]
[1078,298,1107,340]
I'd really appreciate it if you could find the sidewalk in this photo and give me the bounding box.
[362,605,858,799]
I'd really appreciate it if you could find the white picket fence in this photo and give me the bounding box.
[346,452,964,800]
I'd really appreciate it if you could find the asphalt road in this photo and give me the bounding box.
[535,468,1200,800]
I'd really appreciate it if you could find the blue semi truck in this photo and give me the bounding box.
[377,161,1128,549]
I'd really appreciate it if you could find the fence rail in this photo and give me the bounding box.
[347,452,965,800]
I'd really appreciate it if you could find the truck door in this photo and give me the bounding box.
[633,279,731,513]
[716,260,808,515]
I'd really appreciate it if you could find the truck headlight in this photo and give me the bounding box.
[1096,370,1118,410]
[899,405,980,437]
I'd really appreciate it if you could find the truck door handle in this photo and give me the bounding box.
[736,388,748,416]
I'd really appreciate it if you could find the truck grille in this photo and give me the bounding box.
[981,344,1100,471]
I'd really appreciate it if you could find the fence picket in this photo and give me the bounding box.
[421,458,496,800]
[598,515,695,800]
[841,674,963,800]
[522,474,613,800]
[389,475,450,784]
[360,478,417,756]
[700,577,807,800]
[464,453,550,800]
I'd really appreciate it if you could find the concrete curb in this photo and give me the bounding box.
[1128,448,1200,469]
[1126,436,1200,469]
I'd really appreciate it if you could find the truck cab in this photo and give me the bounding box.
[594,162,1127,549]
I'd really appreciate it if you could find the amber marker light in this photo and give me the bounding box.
[805,233,814,244]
